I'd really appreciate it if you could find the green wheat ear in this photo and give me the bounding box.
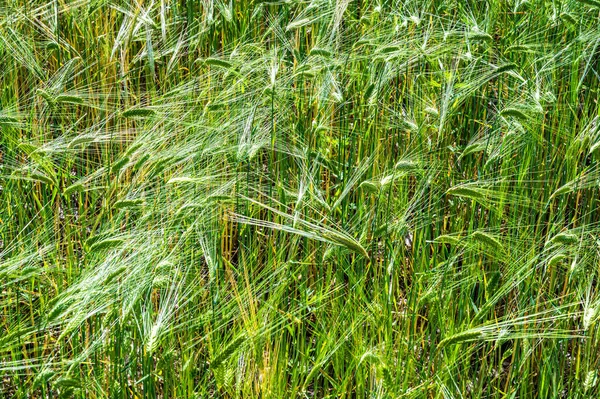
[578,0,600,8]
[121,108,156,118]
[309,48,332,58]
[55,94,84,105]
[359,180,380,193]
[547,253,568,269]
[378,45,401,54]
[87,238,124,252]
[36,88,55,107]
[114,198,144,210]
[68,135,96,148]
[46,41,59,51]
[104,266,127,284]
[53,377,80,389]
[495,63,518,74]
[549,232,579,246]
[110,156,130,173]
[63,183,84,196]
[199,57,233,69]
[394,159,420,172]
[504,44,534,54]
[0,115,19,126]
[447,186,486,201]
[28,171,56,186]
[469,31,493,42]
[437,330,482,350]
[560,12,578,26]
[500,107,529,121]
[433,234,462,245]
[471,231,504,252]
[210,333,247,369]
[549,183,574,199]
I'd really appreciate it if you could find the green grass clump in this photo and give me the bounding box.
[1,1,600,398]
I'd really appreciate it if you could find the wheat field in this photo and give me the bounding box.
[1,0,600,397]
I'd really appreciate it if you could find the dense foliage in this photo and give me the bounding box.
[1,0,600,397]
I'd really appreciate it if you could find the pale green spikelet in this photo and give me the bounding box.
[104,266,127,284]
[55,95,84,105]
[437,330,482,350]
[210,333,247,369]
[434,234,462,245]
[29,171,55,186]
[471,231,504,252]
[111,156,130,173]
[68,135,96,149]
[88,238,124,252]
[121,108,156,118]
[447,186,485,200]
[578,0,600,8]
[0,115,19,126]
[309,48,332,58]
[201,57,233,69]
[469,31,493,42]
[500,107,529,121]
[495,63,518,74]
[360,180,380,193]
[63,183,84,196]
[549,232,578,246]
[549,183,574,199]
[114,198,144,209]
[547,253,568,269]
[37,88,55,106]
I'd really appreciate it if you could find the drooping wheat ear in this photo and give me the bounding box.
[104,266,127,284]
[578,0,600,8]
[210,333,247,369]
[433,234,462,245]
[378,45,401,54]
[46,41,59,51]
[53,377,80,389]
[200,57,233,69]
[559,13,577,27]
[494,63,518,75]
[114,198,144,210]
[447,186,486,201]
[63,183,84,196]
[549,182,574,199]
[547,253,568,269]
[0,115,19,126]
[549,232,579,246]
[36,88,55,107]
[110,157,129,174]
[437,330,482,350]
[55,95,84,105]
[321,231,370,259]
[88,238,124,252]
[359,180,380,193]
[500,107,529,121]
[121,108,156,118]
[130,151,149,168]
[394,159,420,172]
[29,171,55,186]
[68,135,96,149]
[504,44,534,54]
[286,18,311,31]
[309,48,332,58]
[471,231,504,252]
